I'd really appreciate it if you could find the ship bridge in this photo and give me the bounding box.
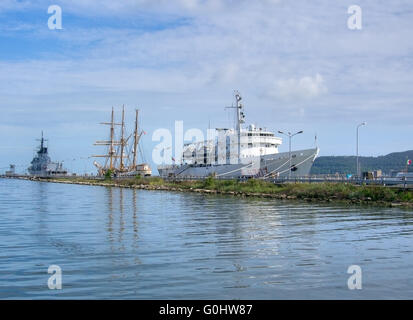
[239,124,282,158]
[181,124,282,165]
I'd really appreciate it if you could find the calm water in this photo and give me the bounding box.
[1,179,413,299]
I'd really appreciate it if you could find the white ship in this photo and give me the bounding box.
[158,92,319,179]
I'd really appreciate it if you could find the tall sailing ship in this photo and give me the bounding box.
[158,92,319,178]
[93,106,151,177]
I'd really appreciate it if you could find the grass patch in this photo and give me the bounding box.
[48,176,413,205]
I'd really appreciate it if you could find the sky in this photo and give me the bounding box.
[0,0,412,174]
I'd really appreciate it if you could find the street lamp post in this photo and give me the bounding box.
[356,122,366,178]
[278,130,304,179]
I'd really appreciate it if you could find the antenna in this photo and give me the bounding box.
[40,130,44,150]
[36,131,48,151]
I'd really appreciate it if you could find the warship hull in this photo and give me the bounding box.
[158,147,319,178]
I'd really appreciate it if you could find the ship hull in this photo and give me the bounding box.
[158,147,319,178]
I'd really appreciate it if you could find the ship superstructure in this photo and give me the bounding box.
[158,91,319,178]
[93,106,151,177]
[27,132,68,177]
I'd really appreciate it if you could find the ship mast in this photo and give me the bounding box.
[132,109,139,169]
[225,91,245,164]
[93,106,151,176]
[109,107,115,169]
[120,105,125,171]
[40,131,44,150]
[37,130,48,153]
[93,107,122,172]
[234,91,245,164]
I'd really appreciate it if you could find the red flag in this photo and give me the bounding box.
[408,159,412,165]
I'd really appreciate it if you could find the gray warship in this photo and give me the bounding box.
[27,132,68,177]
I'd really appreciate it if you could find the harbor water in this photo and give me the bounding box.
[1,178,412,299]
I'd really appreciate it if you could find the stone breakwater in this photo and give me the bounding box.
[14,176,413,208]
[27,177,295,199]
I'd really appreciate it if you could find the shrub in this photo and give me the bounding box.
[104,169,113,180]
[203,176,216,189]
[397,190,413,202]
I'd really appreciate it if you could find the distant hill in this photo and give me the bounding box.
[311,150,413,175]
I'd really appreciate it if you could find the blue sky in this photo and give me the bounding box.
[1,0,413,174]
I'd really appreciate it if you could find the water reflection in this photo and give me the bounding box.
[132,190,138,241]
[34,182,50,243]
[105,186,141,265]
[119,187,124,246]
[1,179,413,299]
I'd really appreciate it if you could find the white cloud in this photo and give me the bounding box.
[0,0,30,12]
[0,0,279,16]
[272,74,328,100]
[1,0,413,170]
[0,1,412,123]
